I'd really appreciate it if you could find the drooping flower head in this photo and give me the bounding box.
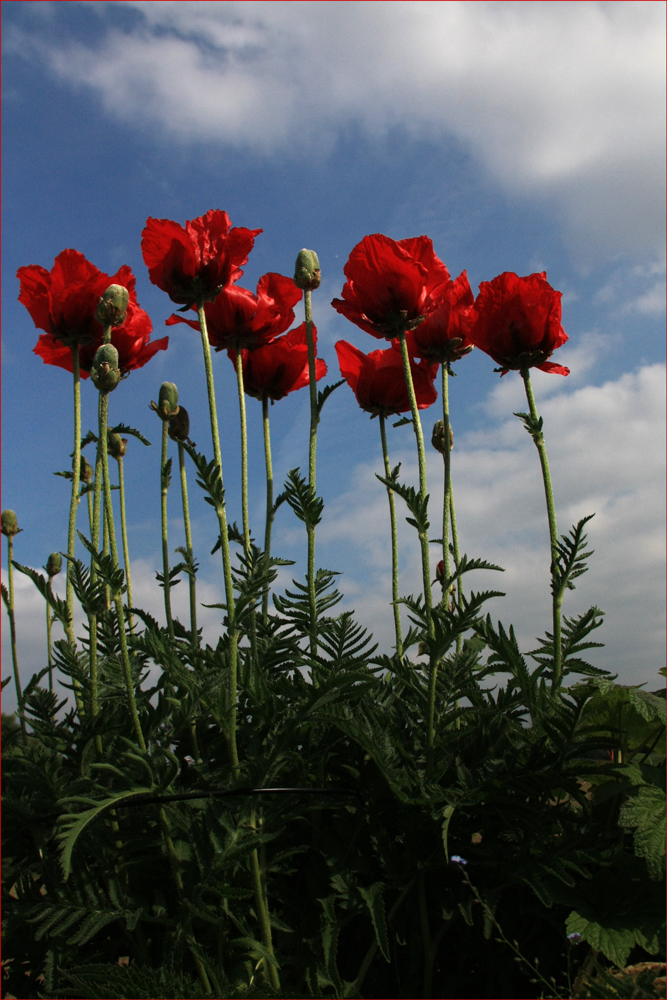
[229,323,327,402]
[166,273,301,351]
[18,249,167,378]
[141,209,262,307]
[406,271,475,364]
[332,234,451,340]
[335,339,439,418]
[470,271,569,376]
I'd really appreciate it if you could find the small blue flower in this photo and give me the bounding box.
[450,855,468,866]
[566,932,582,945]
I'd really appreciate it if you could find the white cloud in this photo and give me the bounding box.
[9,0,665,258]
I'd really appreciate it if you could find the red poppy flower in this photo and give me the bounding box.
[229,323,327,401]
[18,249,168,377]
[166,272,301,351]
[141,209,262,307]
[335,339,439,418]
[331,234,451,340]
[406,271,475,364]
[469,271,569,376]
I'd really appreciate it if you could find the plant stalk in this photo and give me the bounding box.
[5,537,26,738]
[304,289,318,659]
[379,413,403,656]
[160,419,175,641]
[261,393,274,623]
[178,441,198,648]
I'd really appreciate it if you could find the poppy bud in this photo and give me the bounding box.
[95,284,129,328]
[168,406,190,442]
[107,432,127,459]
[1,510,21,538]
[46,552,62,577]
[150,382,179,421]
[80,455,94,483]
[431,420,453,454]
[294,249,321,290]
[435,560,445,582]
[91,344,121,392]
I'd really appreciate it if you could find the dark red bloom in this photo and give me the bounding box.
[166,273,301,351]
[335,339,438,417]
[18,249,167,378]
[331,234,451,340]
[469,271,569,376]
[141,209,262,307]
[229,323,327,401]
[406,271,475,363]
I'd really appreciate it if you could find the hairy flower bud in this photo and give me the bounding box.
[95,284,129,328]
[1,510,21,538]
[168,406,190,442]
[107,432,127,459]
[431,420,454,453]
[79,455,94,483]
[294,249,321,290]
[91,344,121,392]
[46,552,62,577]
[150,382,179,421]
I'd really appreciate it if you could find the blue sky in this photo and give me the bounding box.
[2,1,665,710]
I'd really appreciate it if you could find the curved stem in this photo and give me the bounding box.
[196,303,239,770]
[161,420,175,641]
[5,537,26,738]
[379,414,403,656]
[261,394,274,623]
[178,442,197,648]
[440,364,452,584]
[116,455,134,631]
[249,811,280,992]
[65,345,81,647]
[520,368,562,687]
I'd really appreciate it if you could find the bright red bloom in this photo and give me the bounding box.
[166,273,301,351]
[469,271,569,376]
[141,209,262,307]
[406,271,475,363]
[335,339,438,418]
[229,323,327,401]
[18,249,167,378]
[331,234,451,340]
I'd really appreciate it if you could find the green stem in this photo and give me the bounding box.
[449,478,463,657]
[161,419,175,641]
[379,414,403,656]
[234,348,252,558]
[6,537,26,738]
[261,394,274,623]
[99,390,146,751]
[65,345,81,647]
[116,455,134,631]
[520,368,562,687]
[249,811,280,992]
[304,290,318,660]
[45,583,54,694]
[440,364,452,585]
[196,303,239,771]
[178,442,198,648]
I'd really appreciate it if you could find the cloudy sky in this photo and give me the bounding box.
[2,0,665,712]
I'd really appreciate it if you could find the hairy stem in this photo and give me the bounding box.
[440,364,453,584]
[116,454,134,631]
[261,393,274,623]
[304,289,318,659]
[249,811,281,992]
[178,441,198,648]
[65,345,81,647]
[160,419,175,641]
[5,537,26,738]
[379,413,403,656]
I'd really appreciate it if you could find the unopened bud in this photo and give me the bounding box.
[150,382,179,421]
[294,249,321,290]
[91,344,121,392]
[95,284,129,328]
[79,455,94,483]
[46,552,62,577]
[1,510,21,538]
[168,406,190,442]
[435,560,445,582]
[107,432,127,459]
[431,420,453,454]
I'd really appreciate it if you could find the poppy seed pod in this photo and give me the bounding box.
[91,344,121,392]
[107,432,128,459]
[150,382,179,421]
[79,455,94,483]
[431,420,454,454]
[168,406,190,442]
[294,249,321,290]
[46,552,62,577]
[95,284,129,328]
[1,510,21,538]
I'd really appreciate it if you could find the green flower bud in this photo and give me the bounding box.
[79,455,94,483]
[431,420,453,454]
[46,552,62,577]
[95,284,129,328]
[1,510,20,538]
[91,344,121,393]
[168,406,190,442]
[150,382,179,421]
[107,432,127,459]
[294,249,321,290]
